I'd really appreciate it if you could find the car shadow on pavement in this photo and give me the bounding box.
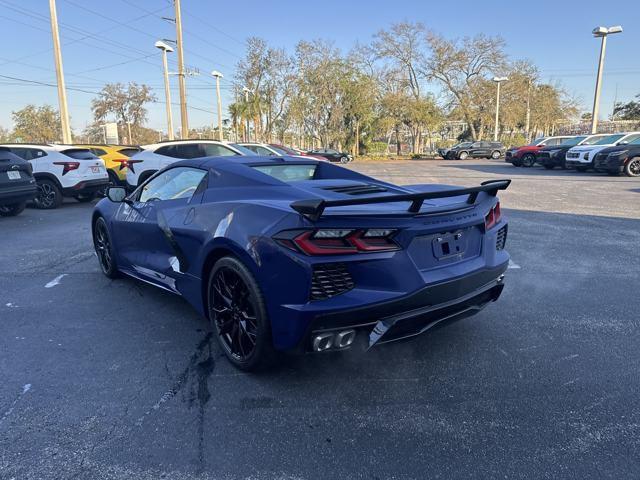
[442,161,617,178]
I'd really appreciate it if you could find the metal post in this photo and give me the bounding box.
[494,81,501,142]
[48,0,72,143]
[591,35,607,134]
[161,49,174,140]
[525,79,531,143]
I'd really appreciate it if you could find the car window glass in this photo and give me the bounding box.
[255,146,275,156]
[92,148,107,156]
[471,142,481,148]
[621,134,640,144]
[61,149,99,160]
[174,144,202,159]
[480,142,490,148]
[155,145,174,157]
[139,167,207,203]
[117,148,141,157]
[201,143,238,157]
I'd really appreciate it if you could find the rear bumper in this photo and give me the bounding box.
[62,178,110,195]
[0,182,37,205]
[295,261,508,353]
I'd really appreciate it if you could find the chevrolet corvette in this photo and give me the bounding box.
[92,155,511,370]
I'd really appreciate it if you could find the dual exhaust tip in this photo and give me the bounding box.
[312,329,356,352]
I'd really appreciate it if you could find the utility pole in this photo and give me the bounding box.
[590,26,623,134]
[243,87,251,142]
[174,0,189,138]
[48,0,72,144]
[155,41,175,140]
[492,77,508,142]
[211,71,224,141]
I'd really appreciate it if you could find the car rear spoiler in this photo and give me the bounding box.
[290,179,511,221]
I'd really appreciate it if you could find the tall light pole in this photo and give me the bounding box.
[492,77,508,142]
[155,41,175,141]
[590,25,623,134]
[48,0,72,143]
[243,87,251,142]
[174,0,189,138]
[211,71,224,141]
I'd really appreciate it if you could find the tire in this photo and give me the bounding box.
[624,158,640,177]
[74,193,96,203]
[340,156,349,164]
[521,153,536,167]
[208,256,276,371]
[34,178,63,209]
[511,159,522,167]
[0,201,27,217]
[93,216,119,278]
[491,150,501,159]
[458,151,468,160]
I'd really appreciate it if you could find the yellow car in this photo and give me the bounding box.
[77,145,142,185]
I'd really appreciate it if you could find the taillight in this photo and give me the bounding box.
[122,159,143,173]
[53,161,80,175]
[112,158,129,170]
[275,228,400,255]
[485,202,502,230]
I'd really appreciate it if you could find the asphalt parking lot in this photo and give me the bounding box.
[1,158,639,479]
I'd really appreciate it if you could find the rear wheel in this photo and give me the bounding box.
[93,217,119,278]
[34,179,62,209]
[208,256,276,371]
[0,202,26,217]
[521,153,536,167]
[491,150,501,159]
[625,158,640,177]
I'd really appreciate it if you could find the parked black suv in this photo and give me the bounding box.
[593,136,640,177]
[308,148,353,163]
[0,147,37,216]
[440,141,505,160]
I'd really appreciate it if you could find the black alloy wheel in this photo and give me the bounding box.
[625,158,640,177]
[521,153,536,167]
[35,179,62,209]
[93,217,119,278]
[209,256,275,371]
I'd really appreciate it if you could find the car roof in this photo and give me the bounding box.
[178,155,318,170]
[141,139,237,149]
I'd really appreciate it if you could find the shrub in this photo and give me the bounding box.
[365,141,388,156]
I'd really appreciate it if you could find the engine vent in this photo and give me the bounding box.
[496,225,508,251]
[322,184,388,195]
[310,263,355,301]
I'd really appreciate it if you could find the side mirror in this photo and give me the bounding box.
[618,141,628,145]
[107,186,127,203]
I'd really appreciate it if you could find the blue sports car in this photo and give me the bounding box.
[92,155,511,370]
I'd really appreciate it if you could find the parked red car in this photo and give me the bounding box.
[505,136,573,167]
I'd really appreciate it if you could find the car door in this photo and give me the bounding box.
[110,166,208,290]
[469,142,484,157]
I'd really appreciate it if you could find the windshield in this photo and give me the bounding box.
[560,136,585,146]
[229,144,258,155]
[253,164,316,182]
[529,137,545,146]
[581,135,609,145]
[593,134,625,145]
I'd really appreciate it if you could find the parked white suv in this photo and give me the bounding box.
[565,132,640,171]
[126,140,251,189]
[0,144,109,208]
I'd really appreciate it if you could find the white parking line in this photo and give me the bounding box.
[0,384,31,427]
[508,260,521,269]
[45,274,67,288]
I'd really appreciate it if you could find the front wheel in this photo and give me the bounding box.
[93,217,119,278]
[208,256,276,371]
[458,151,468,160]
[340,156,349,164]
[625,158,640,177]
[521,154,536,167]
[0,201,26,217]
[491,150,501,159]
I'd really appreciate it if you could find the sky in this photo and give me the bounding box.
[1,0,639,135]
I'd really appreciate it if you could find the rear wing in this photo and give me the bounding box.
[290,179,511,221]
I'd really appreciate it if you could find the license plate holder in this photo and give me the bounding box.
[91,166,100,173]
[432,231,467,259]
[7,171,20,180]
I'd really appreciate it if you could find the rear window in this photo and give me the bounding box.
[61,149,99,160]
[253,164,317,182]
[117,148,141,157]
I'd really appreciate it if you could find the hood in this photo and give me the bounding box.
[596,144,638,155]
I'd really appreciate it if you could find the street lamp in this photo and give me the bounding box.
[242,87,252,142]
[492,76,508,142]
[211,70,224,141]
[155,40,175,141]
[590,25,623,134]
